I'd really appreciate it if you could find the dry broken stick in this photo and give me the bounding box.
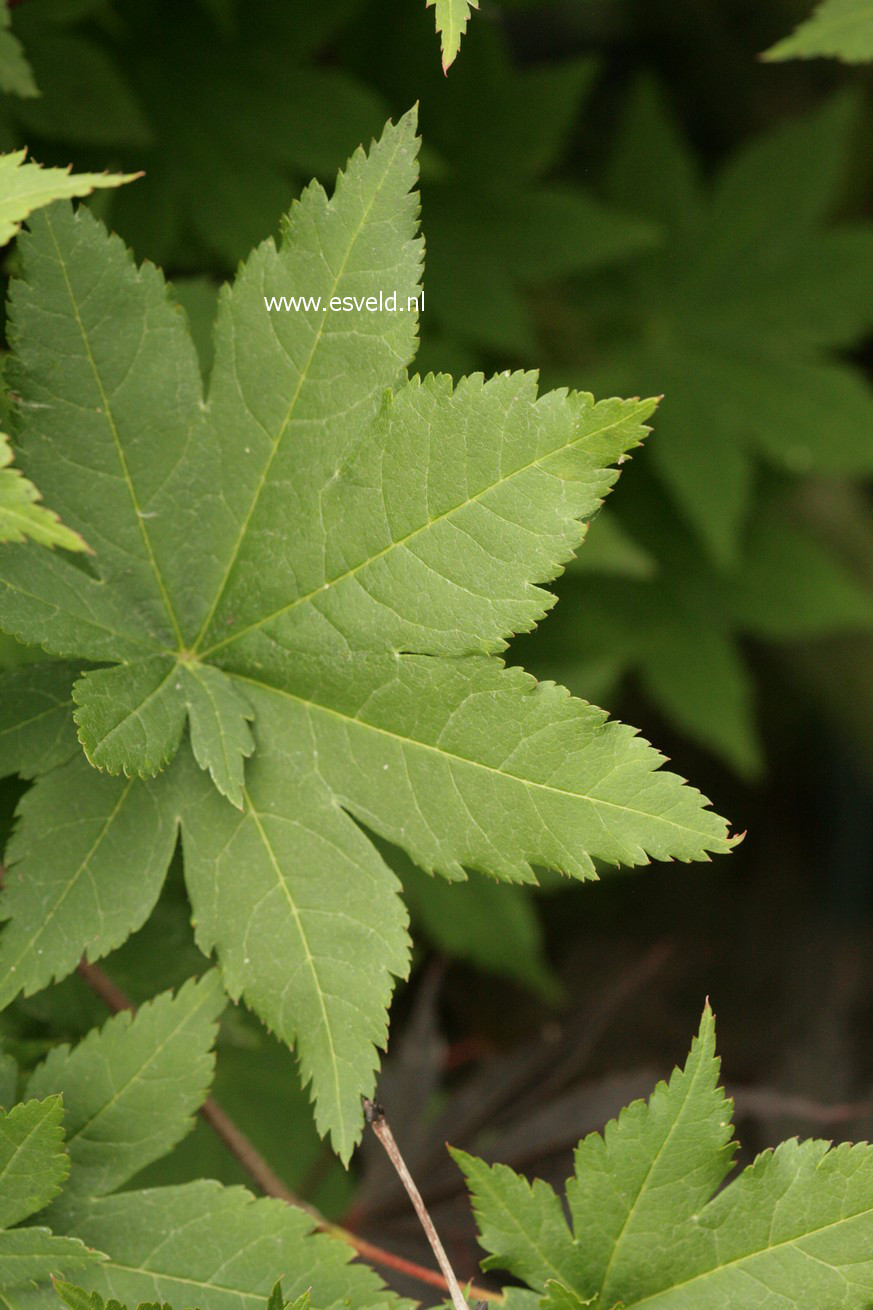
[363,1095,472,1310]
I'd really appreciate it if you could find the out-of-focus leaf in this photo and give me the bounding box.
[587,87,873,565]
[397,851,561,1001]
[0,8,37,98]
[9,36,150,146]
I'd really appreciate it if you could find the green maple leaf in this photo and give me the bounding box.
[0,1096,70,1228]
[0,111,733,1159]
[0,1096,102,1288]
[455,1007,873,1308]
[579,84,873,565]
[28,973,226,1206]
[765,0,873,62]
[425,0,479,71]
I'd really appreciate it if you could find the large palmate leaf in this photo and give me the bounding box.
[455,1009,873,1308]
[765,0,873,62]
[0,111,733,1158]
[0,1096,102,1289]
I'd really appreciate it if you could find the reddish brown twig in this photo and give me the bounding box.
[75,959,502,1303]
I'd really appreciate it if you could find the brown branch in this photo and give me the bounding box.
[75,959,502,1303]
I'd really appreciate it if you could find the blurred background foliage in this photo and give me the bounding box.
[2,0,873,1294]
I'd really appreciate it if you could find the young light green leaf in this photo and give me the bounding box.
[425,0,479,71]
[0,153,135,247]
[73,657,187,779]
[459,1008,873,1308]
[180,663,254,809]
[51,1181,405,1310]
[54,1283,101,1310]
[0,433,87,552]
[0,755,179,1008]
[283,1297,310,1310]
[0,661,80,780]
[0,1228,102,1288]
[765,0,873,62]
[55,1284,126,1310]
[27,973,225,1202]
[0,1096,69,1228]
[265,1283,310,1310]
